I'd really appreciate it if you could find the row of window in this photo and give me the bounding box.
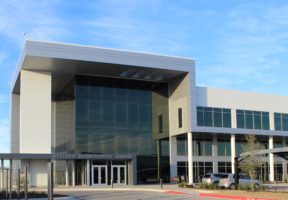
[177,136,284,157]
[237,110,270,130]
[177,137,231,156]
[197,106,288,131]
[177,161,231,183]
[197,107,231,128]
[274,113,288,131]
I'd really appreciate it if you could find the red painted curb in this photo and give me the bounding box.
[199,193,277,200]
[165,190,187,195]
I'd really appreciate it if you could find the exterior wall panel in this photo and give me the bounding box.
[11,94,20,153]
[20,70,51,153]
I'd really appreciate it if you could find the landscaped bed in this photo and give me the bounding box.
[0,190,67,199]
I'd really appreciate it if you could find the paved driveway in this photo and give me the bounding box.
[56,189,212,200]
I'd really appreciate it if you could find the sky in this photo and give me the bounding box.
[1,0,288,153]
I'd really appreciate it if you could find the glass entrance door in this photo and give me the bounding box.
[112,165,126,184]
[92,165,107,185]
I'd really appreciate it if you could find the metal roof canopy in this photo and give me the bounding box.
[240,146,288,160]
[0,153,135,160]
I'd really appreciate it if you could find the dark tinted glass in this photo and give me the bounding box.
[213,108,222,127]
[245,111,253,129]
[283,114,288,131]
[236,110,245,128]
[254,111,262,129]
[197,107,204,126]
[274,113,282,130]
[204,107,213,126]
[223,109,231,128]
[262,112,270,130]
[178,108,183,128]
[197,106,231,128]
[75,76,156,155]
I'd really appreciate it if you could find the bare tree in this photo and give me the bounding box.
[239,135,263,191]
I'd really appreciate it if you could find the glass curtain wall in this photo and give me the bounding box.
[75,75,169,183]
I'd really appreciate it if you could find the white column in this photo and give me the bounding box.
[282,137,287,182]
[169,136,177,179]
[188,132,193,184]
[231,134,236,173]
[269,112,275,131]
[269,136,275,182]
[212,134,218,173]
[231,109,237,128]
[65,160,69,186]
[72,160,75,186]
[86,160,90,186]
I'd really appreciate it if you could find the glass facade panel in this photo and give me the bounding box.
[177,138,187,156]
[203,107,213,127]
[218,162,231,173]
[237,109,270,130]
[213,108,222,127]
[236,110,245,128]
[193,137,212,156]
[197,107,204,126]
[274,113,282,131]
[254,111,262,130]
[75,75,157,155]
[245,111,253,129]
[217,138,231,156]
[196,106,231,128]
[262,112,270,130]
[223,109,231,128]
[283,114,288,131]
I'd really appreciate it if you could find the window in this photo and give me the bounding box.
[218,162,231,173]
[158,115,163,133]
[197,106,231,128]
[193,137,212,156]
[236,109,270,130]
[177,137,187,155]
[274,112,288,131]
[217,138,231,156]
[178,108,183,128]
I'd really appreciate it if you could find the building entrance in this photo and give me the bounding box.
[112,165,126,184]
[92,165,107,185]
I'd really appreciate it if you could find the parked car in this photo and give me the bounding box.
[202,173,228,186]
[219,173,260,190]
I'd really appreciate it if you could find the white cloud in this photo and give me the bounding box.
[0,118,10,153]
[197,2,288,91]
[0,0,68,45]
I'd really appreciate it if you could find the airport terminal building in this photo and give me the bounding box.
[6,40,288,187]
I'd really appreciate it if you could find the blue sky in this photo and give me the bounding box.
[1,0,288,153]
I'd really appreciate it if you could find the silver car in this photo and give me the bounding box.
[202,173,228,186]
[219,173,261,190]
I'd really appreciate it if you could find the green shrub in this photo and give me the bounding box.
[178,182,188,188]
[199,182,216,190]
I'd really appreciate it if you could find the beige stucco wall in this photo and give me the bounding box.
[29,160,48,187]
[169,73,191,136]
[20,70,51,153]
[11,93,20,153]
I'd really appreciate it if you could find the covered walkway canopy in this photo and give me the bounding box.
[240,147,288,160]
